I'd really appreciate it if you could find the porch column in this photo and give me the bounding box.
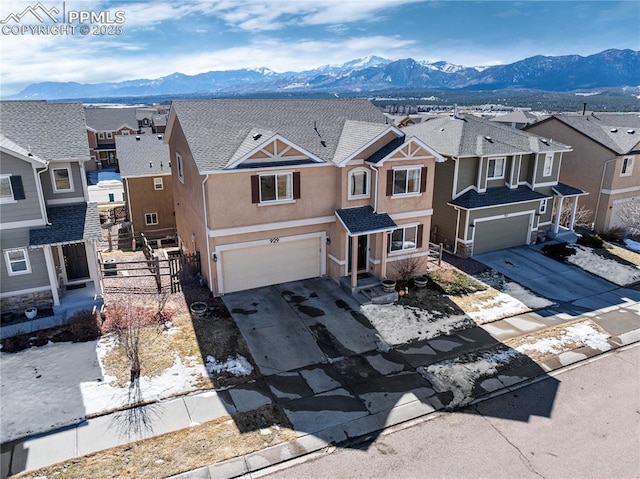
[351,235,359,288]
[380,232,388,279]
[86,240,104,298]
[43,246,60,306]
[554,196,564,234]
[568,197,579,231]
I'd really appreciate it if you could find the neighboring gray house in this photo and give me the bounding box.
[0,101,102,317]
[404,113,584,256]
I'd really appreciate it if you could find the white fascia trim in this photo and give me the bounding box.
[453,185,476,200]
[226,133,325,169]
[0,145,48,166]
[367,138,443,167]
[205,162,331,175]
[46,197,87,205]
[0,285,51,298]
[339,125,403,166]
[328,253,346,266]
[121,172,172,179]
[448,196,551,211]
[601,185,640,195]
[473,209,536,224]
[535,181,559,188]
[209,215,335,237]
[389,209,433,220]
[405,136,446,163]
[1,218,47,229]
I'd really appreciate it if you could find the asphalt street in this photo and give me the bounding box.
[258,344,640,479]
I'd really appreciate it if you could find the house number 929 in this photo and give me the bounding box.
[270,237,280,243]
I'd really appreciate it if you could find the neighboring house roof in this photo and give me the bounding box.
[169,99,387,172]
[84,107,138,132]
[449,186,550,209]
[402,113,570,157]
[553,183,587,197]
[30,203,102,246]
[0,133,47,165]
[336,206,397,235]
[152,114,167,127]
[116,134,171,177]
[0,101,90,161]
[537,113,640,155]
[490,110,539,125]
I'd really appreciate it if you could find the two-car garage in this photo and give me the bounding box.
[216,234,325,294]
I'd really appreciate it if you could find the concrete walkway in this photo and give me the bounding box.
[3,292,639,479]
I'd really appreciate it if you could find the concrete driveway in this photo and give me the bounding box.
[222,278,380,375]
[474,245,639,306]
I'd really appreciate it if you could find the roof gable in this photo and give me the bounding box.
[226,133,325,169]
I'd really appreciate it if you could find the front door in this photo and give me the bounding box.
[348,235,368,273]
[62,243,90,281]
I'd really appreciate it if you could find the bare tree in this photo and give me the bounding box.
[391,254,425,283]
[554,201,593,229]
[109,303,142,382]
[616,200,640,236]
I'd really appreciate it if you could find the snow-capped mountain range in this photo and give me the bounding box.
[7,49,639,101]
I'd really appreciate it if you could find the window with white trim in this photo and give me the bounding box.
[540,198,548,214]
[0,175,14,202]
[106,131,113,139]
[98,132,105,140]
[121,130,130,136]
[349,169,369,198]
[543,154,554,177]
[621,156,634,176]
[51,164,74,192]
[176,152,184,182]
[393,168,421,195]
[487,157,505,179]
[260,172,292,202]
[4,247,31,275]
[154,177,164,190]
[390,225,418,252]
[145,212,158,225]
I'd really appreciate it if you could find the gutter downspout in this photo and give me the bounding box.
[594,158,618,231]
[201,174,213,295]
[36,164,51,225]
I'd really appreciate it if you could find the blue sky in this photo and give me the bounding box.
[1,0,639,96]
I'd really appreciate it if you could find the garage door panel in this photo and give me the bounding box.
[473,215,530,255]
[221,237,322,293]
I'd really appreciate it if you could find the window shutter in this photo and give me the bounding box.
[386,170,394,196]
[416,224,424,248]
[293,172,301,199]
[10,176,25,200]
[420,167,428,193]
[250,175,260,203]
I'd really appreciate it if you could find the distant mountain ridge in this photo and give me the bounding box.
[7,49,639,101]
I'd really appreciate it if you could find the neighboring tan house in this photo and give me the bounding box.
[0,101,102,316]
[403,113,582,256]
[84,107,139,170]
[165,99,445,295]
[525,113,640,232]
[116,134,175,243]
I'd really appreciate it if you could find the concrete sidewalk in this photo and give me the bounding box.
[2,293,639,479]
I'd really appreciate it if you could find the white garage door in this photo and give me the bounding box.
[473,214,531,255]
[220,236,322,293]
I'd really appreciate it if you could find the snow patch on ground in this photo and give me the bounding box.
[501,282,554,309]
[568,245,640,286]
[361,304,473,346]
[515,321,611,356]
[460,290,531,324]
[0,336,208,443]
[205,355,253,377]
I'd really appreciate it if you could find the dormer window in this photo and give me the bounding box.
[349,168,369,199]
[487,157,505,179]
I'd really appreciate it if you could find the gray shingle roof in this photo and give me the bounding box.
[491,110,539,125]
[366,136,406,164]
[116,135,171,177]
[333,120,391,164]
[403,113,570,157]
[0,101,90,161]
[449,186,550,209]
[546,113,640,154]
[336,206,397,235]
[552,183,587,197]
[30,203,102,246]
[170,99,386,172]
[0,133,47,164]
[84,107,138,132]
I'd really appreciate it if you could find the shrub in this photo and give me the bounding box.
[599,226,627,242]
[542,243,576,261]
[577,234,604,249]
[68,309,102,342]
[427,268,486,295]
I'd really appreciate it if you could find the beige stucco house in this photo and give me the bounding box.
[525,113,640,233]
[165,99,445,295]
[403,113,582,256]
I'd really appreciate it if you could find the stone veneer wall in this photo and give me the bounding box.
[1,290,54,315]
